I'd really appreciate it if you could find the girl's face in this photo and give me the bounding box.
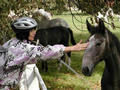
[28,29,36,41]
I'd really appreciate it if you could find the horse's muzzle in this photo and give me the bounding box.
[82,66,92,76]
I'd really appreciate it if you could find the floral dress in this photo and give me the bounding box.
[0,38,65,90]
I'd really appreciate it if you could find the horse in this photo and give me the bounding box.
[82,19,120,90]
[32,8,69,29]
[37,18,69,29]
[34,26,76,72]
[32,9,76,72]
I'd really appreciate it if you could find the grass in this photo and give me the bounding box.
[37,12,120,90]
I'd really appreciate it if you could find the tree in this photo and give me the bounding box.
[0,0,120,44]
[68,0,120,14]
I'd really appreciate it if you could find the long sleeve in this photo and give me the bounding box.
[0,38,66,89]
[31,44,65,60]
[3,38,65,66]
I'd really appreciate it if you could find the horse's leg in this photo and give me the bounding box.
[41,61,44,71]
[57,52,71,71]
[42,61,48,72]
[57,58,62,70]
[57,54,66,70]
[65,52,71,71]
[44,61,48,72]
[67,52,71,66]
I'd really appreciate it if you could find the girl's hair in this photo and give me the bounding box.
[15,27,37,41]
[15,31,29,41]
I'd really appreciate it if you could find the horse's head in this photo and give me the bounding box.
[82,19,108,76]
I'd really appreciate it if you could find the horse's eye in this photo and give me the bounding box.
[96,43,101,46]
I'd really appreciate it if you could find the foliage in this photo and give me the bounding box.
[68,0,120,15]
[113,2,120,13]
[0,0,68,44]
[68,0,107,15]
[1,0,120,45]
[0,0,120,44]
[42,0,68,14]
[0,0,37,44]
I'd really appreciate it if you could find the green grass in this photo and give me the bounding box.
[37,12,120,90]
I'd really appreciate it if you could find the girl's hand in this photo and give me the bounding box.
[72,40,89,51]
[64,40,89,52]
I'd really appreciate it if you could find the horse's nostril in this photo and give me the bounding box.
[82,67,90,76]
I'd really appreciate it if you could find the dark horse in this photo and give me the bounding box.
[34,26,76,71]
[82,19,120,90]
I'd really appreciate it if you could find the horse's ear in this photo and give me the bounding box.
[86,19,94,34]
[98,19,105,34]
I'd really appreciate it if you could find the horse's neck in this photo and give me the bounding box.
[41,17,49,22]
[105,45,120,81]
[38,18,50,29]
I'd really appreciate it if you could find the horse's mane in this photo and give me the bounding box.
[106,28,120,53]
